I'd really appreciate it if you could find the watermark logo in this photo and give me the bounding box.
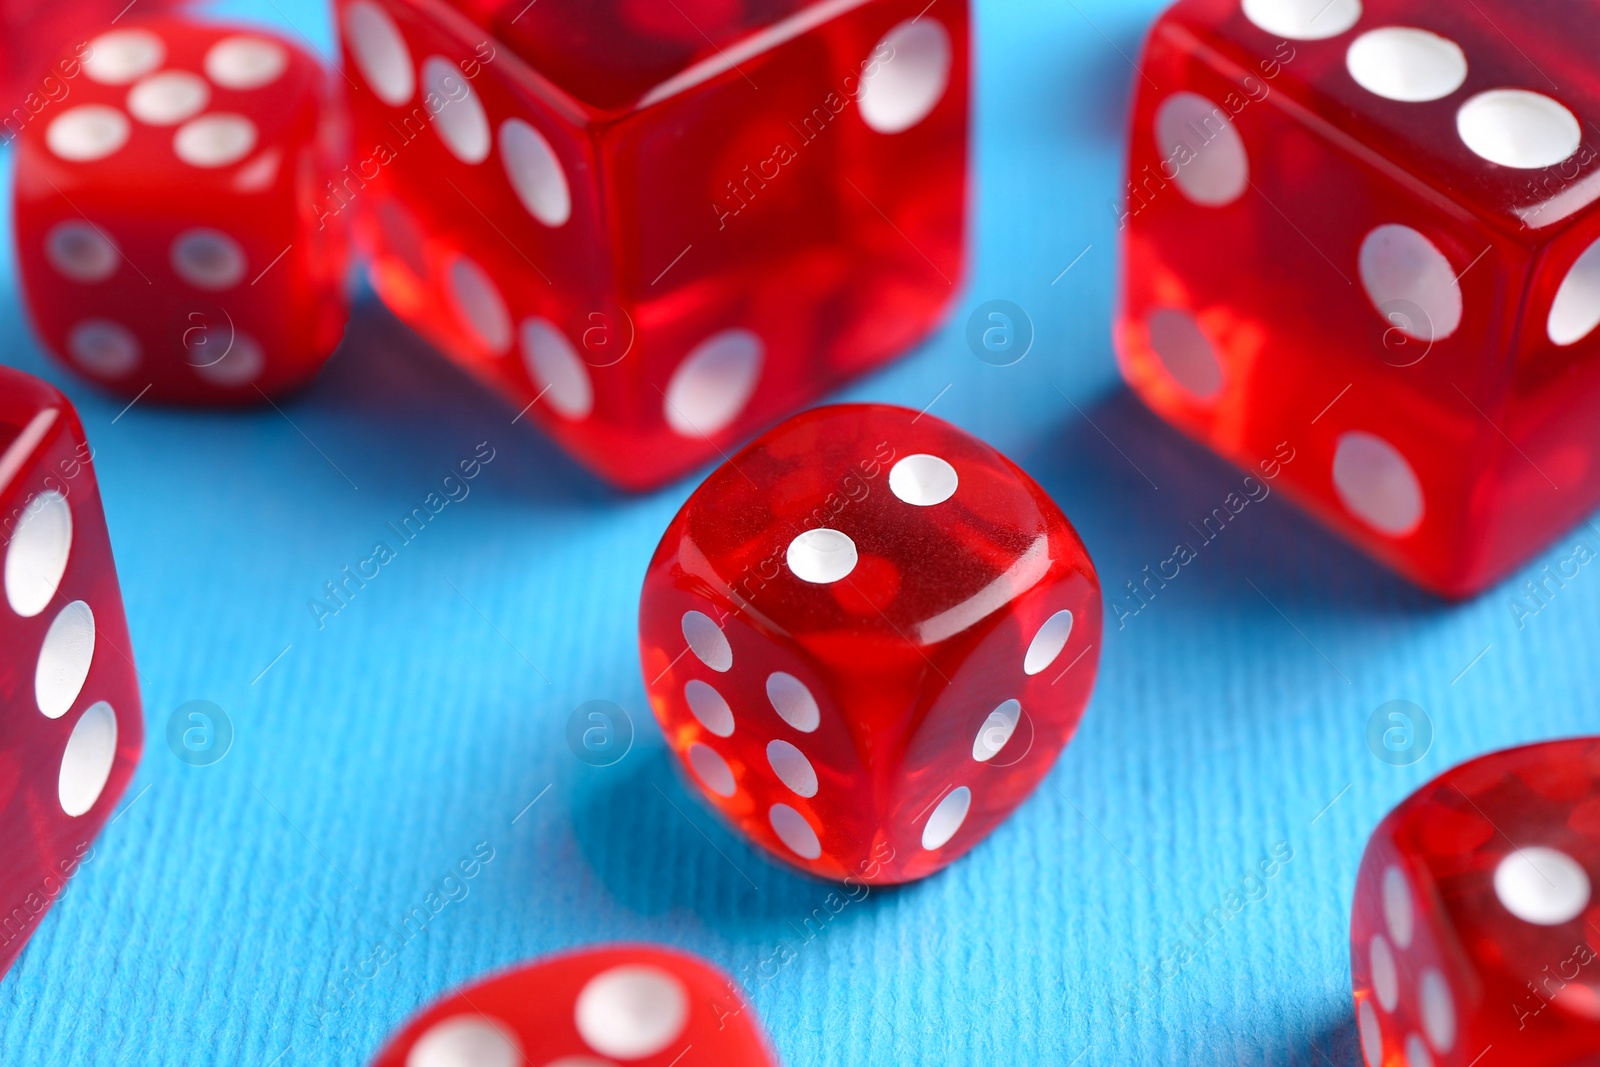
[1366,700,1432,766]
[1375,299,1434,367]
[180,304,237,371]
[566,700,634,767]
[579,308,635,368]
[966,299,1033,367]
[166,700,233,767]
[982,706,1035,768]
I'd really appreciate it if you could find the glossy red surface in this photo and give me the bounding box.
[12,17,350,403]
[336,0,968,490]
[367,943,777,1066]
[1118,0,1600,596]
[0,367,142,977]
[1351,739,1600,1066]
[0,0,187,108]
[473,0,815,113]
[639,405,1102,884]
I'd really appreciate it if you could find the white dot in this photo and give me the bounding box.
[35,600,94,720]
[683,679,734,737]
[59,701,116,817]
[46,221,119,283]
[1458,90,1581,170]
[519,318,592,419]
[687,743,735,797]
[405,1016,521,1067]
[499,119,571,226]
[68,319,141,377]
[5,491,72,618]
[1370,934,1399,1012]
[1242,0,1362,40]
[1155,92,1250,207]
[922,786,971,850]
[1023,610,1074,676]
[46,106,131,162]
[1549,237,1600,346]
[889,454,958,506]
[543,1060,613,1067]
[1334,432,1425,537]
[575,966,689,1059]
[205,36,289,90]
[1383,866,1415,948]
[127,70,210,125]
[1494,847,1592,925]
[681,610,731,672]
[1420,969,1455,1052]
[786,528,857,584]
[175,113,258,167]
[344,0,414,105]
[1358,1000,1383,1066]
[171,228,248,291]
[859,19,951,134]
[1404,1033,1434,1067]
[767,740,818,798]
[1359,224,1463,342]
[663,329,763,437]
[1145,308,1225,400]
[1346,28,1467,103]
[972,699,1020,763]
[84,29,165,84]
[769,803,822,859]
[446,256,512,354]
[193,333,265,387]
[422,56,490,164]
[766,672,820,733]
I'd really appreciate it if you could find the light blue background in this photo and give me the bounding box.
[3,1,1594,1064]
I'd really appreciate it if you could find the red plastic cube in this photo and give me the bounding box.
[368,944,777,1066]
[639,404,1101,884]
[0,0,187,112]
[13,17,351,403]
[334,0,968,490]
[1119,0,1600,596]
[0,366,143,976]
[1351,738,1600,1066]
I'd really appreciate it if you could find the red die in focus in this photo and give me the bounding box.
[0,367,143,977]
[1119,1,1600,596]
[14,18,350,402]
[334,0,968,490]
[368,944,777,1066]
[1351,739,1600,1067]
[639,405,1101,884]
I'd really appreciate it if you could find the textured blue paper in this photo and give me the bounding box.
[3,1,1597,1064]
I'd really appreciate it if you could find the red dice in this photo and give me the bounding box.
[0,0,185,111]
[13,17,351,402]
[639,404,1101,884]
[0,367,143,977]
[334,0,968,490]
[1352,738,1600,1066]
[368,944,777,1066]
[1119,0,1600,596]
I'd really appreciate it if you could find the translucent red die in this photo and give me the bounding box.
[1351,738,1600,1066]
[638,404,1101,884]
[0,0,185,111]
[333,0,969,490]
[13,17,350,402]
[1119,0,1600,596]
[367,944,777,1066]
[0,367,143,976]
